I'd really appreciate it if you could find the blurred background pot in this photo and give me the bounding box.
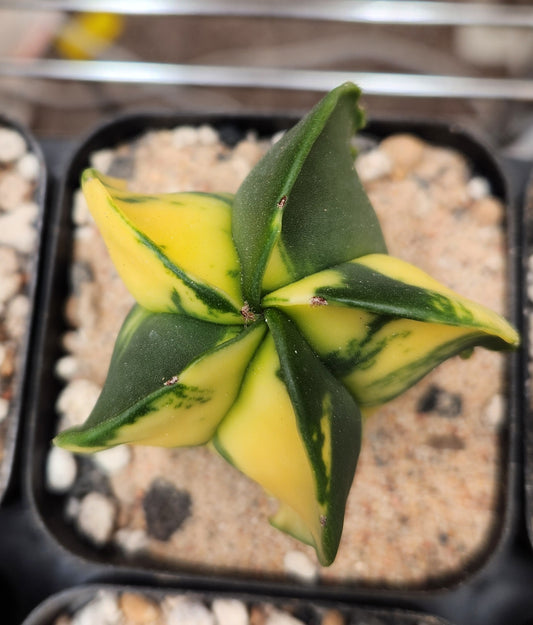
[0,114,46,505]
[21,583,457,625]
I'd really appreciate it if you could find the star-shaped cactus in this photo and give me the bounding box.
[55,82,519,566]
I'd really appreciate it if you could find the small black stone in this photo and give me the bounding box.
[417,384,463,418]
[70,261,94,295]
[373,453,388,467]
[70,457,113,499]
[217,124,244,147]
[438,532,449,545]
[290,603,323,625]
[143,478,192,541]
[107,155,134,179]
[426,433,465,451]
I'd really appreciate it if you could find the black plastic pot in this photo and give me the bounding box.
[0,115,47,505]
[21,583,454,625]
[12,111,529,625]
[523,169,533,551]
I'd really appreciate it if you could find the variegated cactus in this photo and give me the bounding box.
[55,82,518,566]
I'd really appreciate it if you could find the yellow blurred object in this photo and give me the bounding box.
[55,13,123,60]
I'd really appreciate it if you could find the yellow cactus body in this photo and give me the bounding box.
[108,323,267,448]
[81,170,243,323]
[56,308,265,452]
[214,334,326,558]
[355,254,518,344]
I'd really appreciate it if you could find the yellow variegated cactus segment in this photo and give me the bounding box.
[263,253,518,344]
[106,323,267,448]
[356,254,519,344]
[261,219,292,294]
[264,253,518,406]
[214,307,361,567]
[54,304,267,452]
[213,334,327,560]
[265,303,373,364]
[269,502,315,547]
[81,169,243,323]
[55,311,267,452]
[341,319,494,405]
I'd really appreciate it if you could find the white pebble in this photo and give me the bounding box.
[355,148,392,182]
[271,130,286,144]
[90,149,114,173]
[0,203,37,253]
[172,126,199,148]
[0,246,18,275]
[12,200,39,223]
[56,378,101,429]
[352,559,368,574]
[55,355,80,381]
[16,152,40,181]
[467,176,490,200]
[482,394,506,429]
[165,596,215,625]
[16,199,39,217]
[6,294,29,339]
[265,610,305,625]
[72,590,122,625]
[74,225,95,241]
[283,550,319,583]
[114,528,149,554]
[212,599,249,625]
[0,171,30,211]
[197,124,219,145]
[93,445,132,475]
[0,273,21,306]
[0,128,26,163]
[45,446,77,493]
[72,189,92,226]
[484,252,503,274]
[0,398,9,423]
[76,492,116,547]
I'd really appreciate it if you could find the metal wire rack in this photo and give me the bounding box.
[0,1,533,102]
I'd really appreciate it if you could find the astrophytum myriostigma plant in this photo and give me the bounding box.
[55,82,519,566]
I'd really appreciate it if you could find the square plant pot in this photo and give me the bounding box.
[523,168,533,548]
[21,583,456,625]
[0,115,46,504]
[26,112,523,600]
